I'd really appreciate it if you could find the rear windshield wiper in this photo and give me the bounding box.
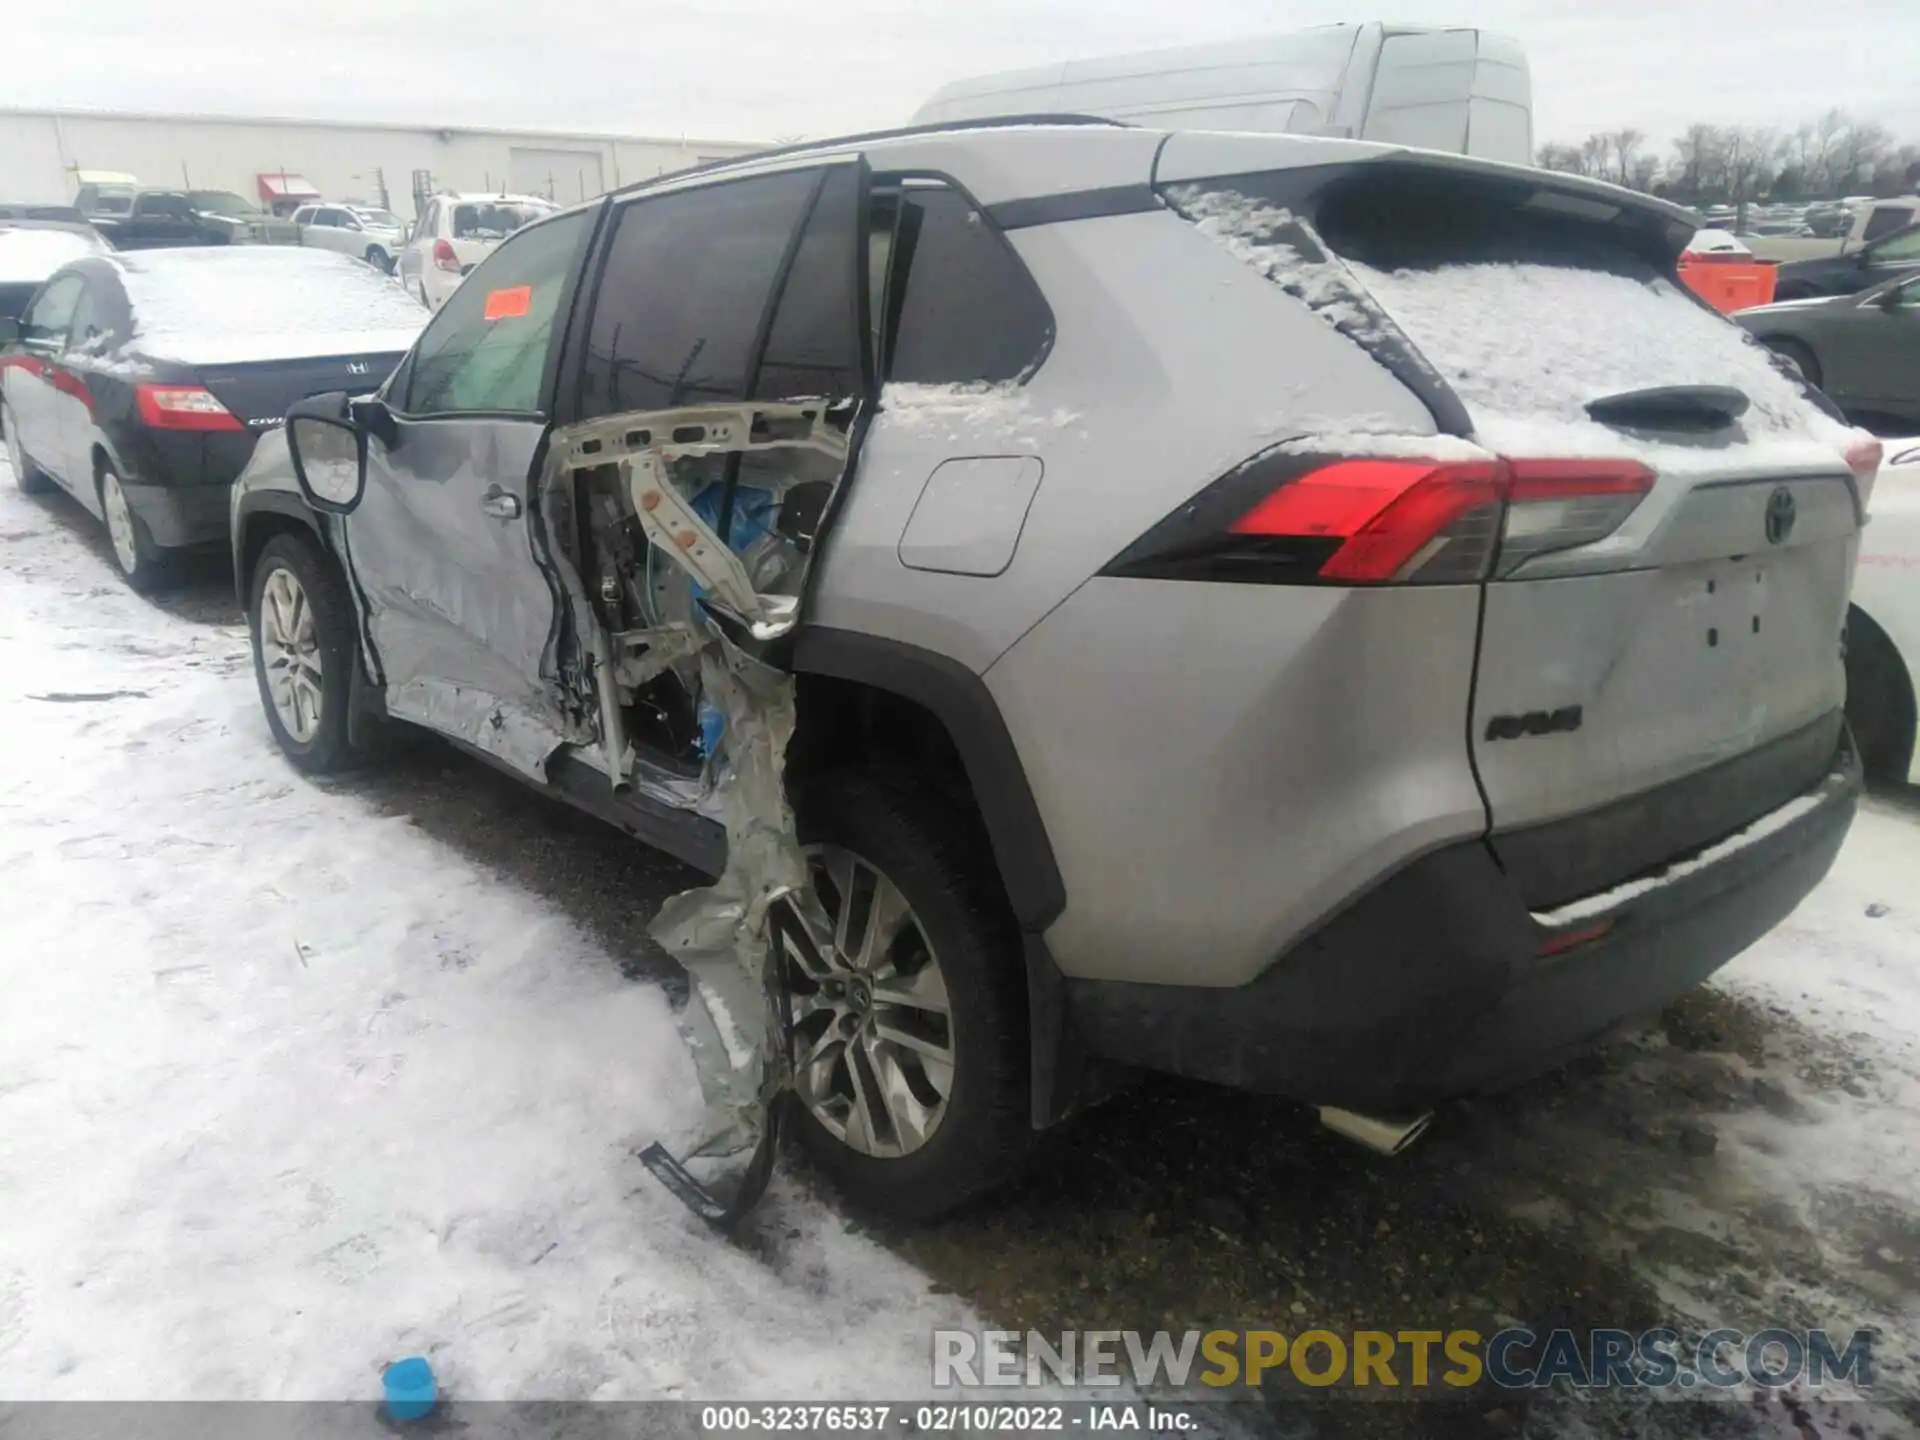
[1585,385,1751,432]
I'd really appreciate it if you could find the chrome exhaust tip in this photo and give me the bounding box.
[1317,1105,1433,1156]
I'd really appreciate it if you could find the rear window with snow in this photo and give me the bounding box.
[117,248,427,365]
[1165,165,1842,452]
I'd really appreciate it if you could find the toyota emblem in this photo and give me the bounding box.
[1764,487,1796,545]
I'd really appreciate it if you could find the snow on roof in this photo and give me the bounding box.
[1684,228,1751,256]
[115,246,426,365]
[0,227,108,285]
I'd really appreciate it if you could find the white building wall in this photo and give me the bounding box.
[0,109,762,215]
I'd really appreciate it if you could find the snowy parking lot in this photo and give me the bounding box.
[1,455,1919,1437]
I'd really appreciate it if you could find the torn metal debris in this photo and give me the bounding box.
[543,399,857,1221]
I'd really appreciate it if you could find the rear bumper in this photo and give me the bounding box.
[122,480,233,549]
[1065,732,1861,1112]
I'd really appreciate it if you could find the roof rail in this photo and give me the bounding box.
[614,113,1130,198]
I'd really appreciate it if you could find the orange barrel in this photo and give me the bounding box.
[1678,253,1779,314]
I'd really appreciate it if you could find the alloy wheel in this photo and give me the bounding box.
[776,845,955,1158]
[258,565,325,743]
[100,470,139,576]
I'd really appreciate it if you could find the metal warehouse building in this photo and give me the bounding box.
[0,108,764,217]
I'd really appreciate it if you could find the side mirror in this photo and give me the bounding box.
[0,317,19,347]
[285,393,365,514]
[1875,286,1905,312]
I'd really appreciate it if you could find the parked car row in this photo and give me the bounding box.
[0,119,1904,1219]
[1,246,424,588]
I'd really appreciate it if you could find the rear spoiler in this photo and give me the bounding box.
[1154,132,1700,261]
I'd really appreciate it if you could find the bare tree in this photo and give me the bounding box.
[1670,124,1725,199]
[1537,141,1586,176]
[1723,126,1782,204]
[1579,134,1609,179]
[1606,128,1647,186]
[1831,117,1892,194]
[1545,111,1912,201]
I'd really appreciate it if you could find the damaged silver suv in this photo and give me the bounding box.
[233,118,1871,1219]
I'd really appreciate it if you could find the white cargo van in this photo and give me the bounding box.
[914,22,1532,164]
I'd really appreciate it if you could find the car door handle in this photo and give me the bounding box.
[479,487,522,520]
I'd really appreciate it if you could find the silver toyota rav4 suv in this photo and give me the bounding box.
[232,119,1870,1218]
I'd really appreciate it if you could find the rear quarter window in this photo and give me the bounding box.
[882,186,1051,385]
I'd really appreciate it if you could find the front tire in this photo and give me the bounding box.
[3,400,51,494]
[249,533,364,774]
[780,772,1032,1219]
[365,245,391,272]
[97,460,172,592]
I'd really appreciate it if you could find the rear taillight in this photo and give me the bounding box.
[134,383,243,432]
[1104,451,1654,586]
[1494,458,1655,575]
[432,239,461,273]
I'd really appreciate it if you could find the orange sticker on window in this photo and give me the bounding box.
[484,285,533,321]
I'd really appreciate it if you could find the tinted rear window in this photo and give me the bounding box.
[453,204,549,240]
[579,170,817,416]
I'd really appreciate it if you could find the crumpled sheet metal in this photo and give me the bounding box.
[646,635,838,1209]
[545,401,855,1216]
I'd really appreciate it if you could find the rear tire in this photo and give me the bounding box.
[3,399,51,494]
[249,533,365,774]
[1846,607,1917,782]
[1764,337,1822,388]
[782,771,1032,1219]
[97,460,172,593]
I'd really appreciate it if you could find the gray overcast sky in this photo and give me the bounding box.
[10,0,1918,148]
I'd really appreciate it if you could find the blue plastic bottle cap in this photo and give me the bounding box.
[382,1356,437,1422]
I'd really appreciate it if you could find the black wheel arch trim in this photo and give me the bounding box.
[231,489,327,601]
[234,492,389,736]
[790,626,1066,932]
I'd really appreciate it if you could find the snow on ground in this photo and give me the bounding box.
[4,441,1920,1430]
[0,460,973,1402]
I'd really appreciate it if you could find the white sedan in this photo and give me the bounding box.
[1851,439,1920,784]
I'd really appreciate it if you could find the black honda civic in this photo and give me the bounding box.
[0,246,424,589]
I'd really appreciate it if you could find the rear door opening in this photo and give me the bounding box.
[1156,147,1863,873]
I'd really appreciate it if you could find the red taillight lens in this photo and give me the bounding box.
[1230,458,1506,582]
[432,238,461,273]
[1104,451,1656,587]
[134,383,243,432]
